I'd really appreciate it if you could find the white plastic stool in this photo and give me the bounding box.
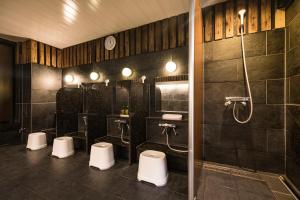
[26,132,47,150]
[137,150,168,187]
[52,136,74,158]
[89,142,115,170]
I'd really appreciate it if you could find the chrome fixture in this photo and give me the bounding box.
[105,79,110,86]
[159,123,188,153]
[141,75,146,83]
[114,119,130,144]
[226,9,253,124]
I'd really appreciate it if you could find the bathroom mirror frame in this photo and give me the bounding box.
[154,74,189,114]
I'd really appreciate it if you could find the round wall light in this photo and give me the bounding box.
[64,74,74,83]
[165,61,177,73]
[90,72,99,81]
[122,67,132,77]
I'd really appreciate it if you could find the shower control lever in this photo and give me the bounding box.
[114,119,127,124]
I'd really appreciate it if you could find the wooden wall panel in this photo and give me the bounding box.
[16,14,189,67]
[124,30,130,56]
[169,17,177,48]
[155,21,162,51]
[162,19,169,50]
[204,7,213,41]
[203,0,285,42]
[31,40,38,63]
[114,33,119,59]
[215,3,223,40]
[100,38,105,61]
[177,14,185,47]
[39,43,44,65]
[261,0,271,31]
[119,32,124,58]
[45,45,51,66]
[57,49,62,68]
[135,27,142,54]
[148,23,155,52]
[73,46,77,66]
[248,0,258,33]
[142,25,148,53]
[96,39,101,62]
[51,47,56,67]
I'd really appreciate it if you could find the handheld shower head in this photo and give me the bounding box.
[238,9,246,25]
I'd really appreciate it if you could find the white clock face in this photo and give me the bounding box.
[105,35,116,50]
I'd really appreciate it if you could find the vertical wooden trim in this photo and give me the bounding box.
[119,32,125,58]
[83,43,88,64]
[177,14,185,47]
[185,13,189,46]
[204,7,213,42]
[26,40,31,64]
[80,43,84,65]
[275,9,285,29]
[73,46,77,66]
[225,0,234,38]
[51,47,56,67]
[88,42,92,63]
[30,40,38,63]
[261,0,271,31]
[162,19,169,49]
[142,25,148,53]
[248,0,258,33]
[39,43,45,65]
[124,30,130,57]
[70,47,73,67]
[148,23,155,52]
[135,27,141,54]
[109,40,114,60]
[100,38,105,61]
[114,33,119,59]
[96,39,101,62]
[77,44,81,65]
[45,45,51,66]
[57,49,62,68]
[129,30,135,56]
[169,17,177,48]
[237,0,247,34]
[15,43,20,64]
[155,21,162,51]
[215,3,224,40]
[21,41,27,64]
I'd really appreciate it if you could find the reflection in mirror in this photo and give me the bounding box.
[155,80,188,113]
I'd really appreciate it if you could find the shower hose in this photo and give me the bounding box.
[120,124,130,144]
[233,25,253,124]
[162,127,188,153]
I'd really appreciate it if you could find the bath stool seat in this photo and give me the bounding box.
[89,142,115,170]
[137,150,168,187]
[52,137,74,158]
[26,132,47,150]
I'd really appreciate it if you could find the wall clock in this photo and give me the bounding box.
[105,35,116,50]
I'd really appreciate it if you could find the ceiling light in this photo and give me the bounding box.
[165,61,177,73]
[90,72,99,81]
[64,74,74,83]
[122,67,132,77]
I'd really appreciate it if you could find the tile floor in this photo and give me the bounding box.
[0,145,297,200]
[0,145,187,200]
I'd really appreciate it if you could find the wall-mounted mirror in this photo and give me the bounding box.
[155,79,188,113]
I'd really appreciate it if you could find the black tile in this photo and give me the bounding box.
[289,14,300,50]
[204,59,238,82]
[287,46,300,77]
[289,75,300,104]
[244,31,267,57]
[286,0,300,24]
[238,54,284,81]
[267,29,285,55]
[267,129,285,154]
[267,79,285,104]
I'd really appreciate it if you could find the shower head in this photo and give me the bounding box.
[238,9,246,25]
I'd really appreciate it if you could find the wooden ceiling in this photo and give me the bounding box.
[0,0,188,48]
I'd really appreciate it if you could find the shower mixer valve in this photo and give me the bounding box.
[224,96,250,107]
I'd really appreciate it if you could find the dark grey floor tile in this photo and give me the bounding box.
[238,190,275,200]
[273,192,295,200]
[204,185,239,200]
[205,170,235,189]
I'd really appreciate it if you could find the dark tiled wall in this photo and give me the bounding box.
[286,0,300,192]
[204,29,285,173]
[15,64,62,138]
